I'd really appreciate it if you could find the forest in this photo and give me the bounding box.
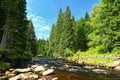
[0,0,37,69]
[38,0,120,57]
[0,0,120,70]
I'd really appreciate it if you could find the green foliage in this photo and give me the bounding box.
[0,62,10,70]
[87,45,107,54]
[0,48,8,59]
[74,14,90,52]
[68,50,118,67]
[26,20,37,56]
[64,48,74,57]
[37,38,47,56]
[88,0,120,53]
[46,6,75,57]
[7,51,33,61]
[0,0,36,67]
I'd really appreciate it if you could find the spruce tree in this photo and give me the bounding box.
[26,20,37,56]
[48,24,56,57]
[89,0,120,53]
[59,6,74,57]
[0,0,28,61]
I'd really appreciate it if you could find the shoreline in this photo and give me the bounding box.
[67,55,118,69]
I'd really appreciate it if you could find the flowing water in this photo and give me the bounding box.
[36,57,120,80]
[1,57,120,80]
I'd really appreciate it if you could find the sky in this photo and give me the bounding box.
[26,0,100,40]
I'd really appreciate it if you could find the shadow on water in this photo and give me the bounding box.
[41,69,120,80]
[37,56,120,80]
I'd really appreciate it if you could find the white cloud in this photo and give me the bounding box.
[27,13,51,40]
[26,0,52,40]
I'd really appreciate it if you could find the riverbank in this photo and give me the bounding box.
[68,51,118,68]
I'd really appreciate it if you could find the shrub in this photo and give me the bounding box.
[64,48,74,57]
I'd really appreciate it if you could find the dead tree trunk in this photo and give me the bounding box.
[0,29,7,48]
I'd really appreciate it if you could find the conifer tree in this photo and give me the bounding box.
[48,24,56,57]
[26,20,37,56]
[0,0,28,61]
[89,0,120,53]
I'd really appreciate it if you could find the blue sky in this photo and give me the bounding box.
[26,0,100,39]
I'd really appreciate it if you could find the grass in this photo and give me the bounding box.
[68,50,119,67]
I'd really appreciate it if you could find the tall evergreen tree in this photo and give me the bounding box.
[47,6,75,57]
[0,0,28,61]
[54,8,63,55]
[26,20,37,56]
[37,38,46,56]
[47,24,56,57]
[89,0,120,53]
[74,12,90,52]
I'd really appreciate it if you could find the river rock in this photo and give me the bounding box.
[7,73,16,77]
[63,64,69,68]
[0,76,7,80]
[113,66,120,71]
[92,69,106,73]
[9,73,25,80]
[5,71,11,76]
[25,72,39,79]
[52,77,58,80]
[84,66,95,69]
[9,68,14,71]
[14,68,32,73]
[42,69,54,76]
[44,64,48,67]
[51,66,56,69]
[33,65,45,72]
[112,61,120,67]
[31,64,39,68]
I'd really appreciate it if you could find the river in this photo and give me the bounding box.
[34,57,120,80]
[1,56,120,80]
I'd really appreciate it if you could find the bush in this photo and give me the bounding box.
[0,48,9,61]
[112,47,120,54]
[7,51,33,61]
[64,48,74,57]
[53,52,62,58]
[87,45,107,54]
